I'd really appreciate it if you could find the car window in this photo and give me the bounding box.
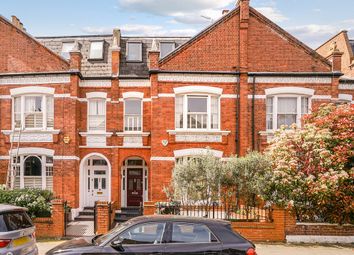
[117,222,165,245]
[171,223,217,243]
[0,211,33,232]
[95,221,131,245]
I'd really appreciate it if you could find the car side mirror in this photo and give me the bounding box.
[111,239,124,251]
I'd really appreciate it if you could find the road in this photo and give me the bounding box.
[37,240,353,255]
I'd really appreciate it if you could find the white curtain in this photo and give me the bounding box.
[277,98,297,114]
[175,96,183,128]
[211,96,219,129]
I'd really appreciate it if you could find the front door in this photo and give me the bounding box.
[127,169,143,206]
[86,158,108,207]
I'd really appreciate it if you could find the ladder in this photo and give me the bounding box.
[6,125,23,190]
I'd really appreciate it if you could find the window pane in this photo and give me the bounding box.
[175,96,184,128]
[277,98,297,114]
[88,99,106,131]
[119,222,165,244]
[127,42,142,61]
[24,96,43,128]
[61,42,75,59]
[92,159,108,166]
[89,41,104,59]
[188,97,207,113]
[171,223,216,243]
[160,42,175,58]
[125,100,142,131]
[266,97,273,130]
[277,114,297,128]
[14,97,21,128]
[47,96,54,128]
[24,156,42,176]
[211,96,219,129]
[301,97,309,115]
[0,212,33,231]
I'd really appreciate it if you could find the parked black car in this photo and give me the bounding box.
[47,215,256,255]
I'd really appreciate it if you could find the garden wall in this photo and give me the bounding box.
[33,199,65,238]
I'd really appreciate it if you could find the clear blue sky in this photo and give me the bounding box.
[1,0,353,48]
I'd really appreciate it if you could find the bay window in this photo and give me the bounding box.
[124,99,142,132]
[266,95,310,130]
[88,99,106,131]
[13,95,54,130]
[175,94,220,130]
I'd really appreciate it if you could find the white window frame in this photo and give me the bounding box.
[12,94,54,130]
[175,94,221,131]
[160,42,176,58]
[266,94,311,131]
[89,41,104,60]
[12,154,53,190]
[126,42,143,62]
[87,98,107,133]
[124,98,143,133]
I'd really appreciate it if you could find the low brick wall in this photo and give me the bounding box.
[33,199,65,238]
[289,223,354,236]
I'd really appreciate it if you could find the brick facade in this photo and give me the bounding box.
[0,0,352,215]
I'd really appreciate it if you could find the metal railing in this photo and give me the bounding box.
[156,202,273,222]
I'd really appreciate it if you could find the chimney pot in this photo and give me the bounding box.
[222,9,229,15]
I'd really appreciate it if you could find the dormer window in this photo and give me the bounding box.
[61,42,75,59]
[127,42,142,62]
[160,42,175,58]
[89,41,104,59]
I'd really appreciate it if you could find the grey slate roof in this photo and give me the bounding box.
[37,35,189,78]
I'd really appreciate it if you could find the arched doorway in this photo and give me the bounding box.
[121,157,148,207]
[80,153,111,208]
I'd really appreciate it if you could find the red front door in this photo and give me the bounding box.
[127,169,143,206]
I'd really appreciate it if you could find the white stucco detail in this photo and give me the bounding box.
[150,157,175,161]
[174,148,223,158]
[9,147,54,156]
[86,92,107,99]
[158,73,239,83]
[0,74,70,85]
[119,79,151,87]
[339,83,354,90]
[80,80,111,87]
[10,86,55,96]
[122,92,144,99]
[249,76,332,84]
[174,86,223,95]
[265,87,315,96]
[338,94,353,102]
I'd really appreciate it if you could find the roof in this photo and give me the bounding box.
[38,35,189,78]
[0,204,28,213]
[350,40,354,54]
[127,215,230,225]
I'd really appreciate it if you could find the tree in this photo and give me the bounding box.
[263,103,354,224]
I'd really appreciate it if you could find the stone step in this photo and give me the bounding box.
[74,215,94,221]
[79,209,94,216]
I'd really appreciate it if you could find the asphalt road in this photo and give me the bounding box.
[37,240,354,255]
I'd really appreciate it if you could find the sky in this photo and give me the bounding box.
[1,0,353,49]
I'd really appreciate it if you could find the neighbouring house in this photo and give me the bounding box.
[316,30,354,102]
[0,0,352,218]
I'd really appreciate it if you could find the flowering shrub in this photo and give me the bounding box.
[263,103,354,224]
[0,188,53,218]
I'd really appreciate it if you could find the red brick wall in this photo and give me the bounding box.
[0,17,69,73]
[288,223,354,236]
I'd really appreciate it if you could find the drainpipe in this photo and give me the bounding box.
[235,77,240,155]
[251,76,256,151]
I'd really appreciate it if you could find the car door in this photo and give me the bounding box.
[164,222,221,255]
[103,221,166,254]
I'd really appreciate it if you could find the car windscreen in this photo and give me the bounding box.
[95,221,131,245]
[0,211,33,232]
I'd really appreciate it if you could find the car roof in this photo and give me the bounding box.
[127,215,231,226]
[0,204,28,213]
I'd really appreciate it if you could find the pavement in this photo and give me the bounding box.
[37,240,354,255]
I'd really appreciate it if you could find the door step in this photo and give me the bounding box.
[115,207,143,223]
[74,208,95,221]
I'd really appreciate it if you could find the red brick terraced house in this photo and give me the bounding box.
[316,30,354,102]
[0,0,352,218]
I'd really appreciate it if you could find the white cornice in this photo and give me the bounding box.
[265,87,315,96]
[10,86,55,96]
[249,76,332,84]
[119,80,151,87]
[86,92,107,99]
[0,74,70,85]
[122,91,144,99]
[9,147,54,156]
[158,73,238,83]
[174,148,223,158]
[174,86,223,95]
[80,80,111,88]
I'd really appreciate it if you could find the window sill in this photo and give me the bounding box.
[79,131,113,137]
[167,130,230,136]
[2,129,60,135]
[116,132,150,137]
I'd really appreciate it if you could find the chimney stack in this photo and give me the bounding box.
[11,15,26,31]
[329,41,343,72]
[238,0,250,22]
[111,28,121,76]
[222,9,230,15]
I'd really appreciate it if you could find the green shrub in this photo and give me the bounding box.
[0,188,53,218]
